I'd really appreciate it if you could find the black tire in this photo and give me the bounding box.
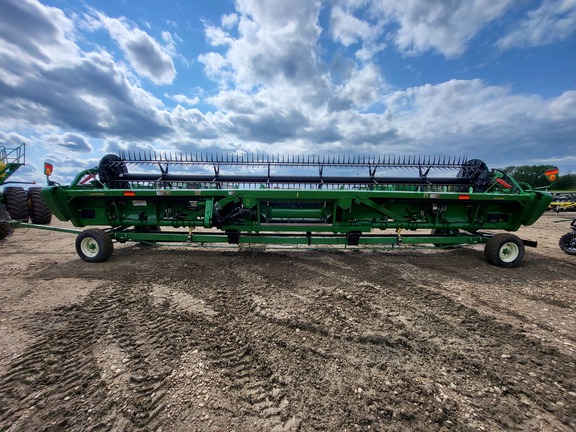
[75,229,114,262]
[28,187,52,224]
[0,204,13,240]
[559,232,576,255]
[3,187,29,222]
[484,233,525,267]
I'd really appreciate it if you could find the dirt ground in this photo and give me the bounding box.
[0,211,575,431]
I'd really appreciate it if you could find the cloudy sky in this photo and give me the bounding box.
[1,0,575,183]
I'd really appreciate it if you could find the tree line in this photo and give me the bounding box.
[499,165,576,190]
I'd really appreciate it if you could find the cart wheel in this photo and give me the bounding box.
[3,187,29,222]
[28,187,52,224]
[559,232,576,255]
[484,233,525,267]
[75,229,114,262]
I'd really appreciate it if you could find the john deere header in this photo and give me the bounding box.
[39,152,554,266]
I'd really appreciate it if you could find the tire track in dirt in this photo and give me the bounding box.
[215,252,444,430]
[398,250,576,352]
[0,279,203,431]
[217,250,575,431]
[1,245,575,431]
[334,251,576,430]
[163,254,302,431]
[91,253,304,431]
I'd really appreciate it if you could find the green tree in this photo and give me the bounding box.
[553,173,576,190]
[499,165,576,190]
[500,165,557,188]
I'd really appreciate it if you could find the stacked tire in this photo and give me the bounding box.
[27,187,52,224]
[3,187,28,222]
[0,187,52,240]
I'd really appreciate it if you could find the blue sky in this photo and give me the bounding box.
[1,0,575,183]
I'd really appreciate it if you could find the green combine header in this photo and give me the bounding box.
[34,151,552,266]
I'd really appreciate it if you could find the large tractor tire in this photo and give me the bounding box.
[28,187,52,224]
[0,204,13,240]
[3,187,29,222]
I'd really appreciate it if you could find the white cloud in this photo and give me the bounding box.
[222,13,239,28]
[548,89,576,119]
[369,0,516,57]
[497,0,576,49]
[45,132,93,152]
[334,63,384,108]
[383,79,576,164]
[0,131,29,147]
[172,94,200,106]
[0,1,172,145]
[0,0,80,86]
[89,11,177,85]
[200,0,324,91]
[197,52,230,82]
[204,22,234,46]
[330,6,375,46]
[329,5,386,60]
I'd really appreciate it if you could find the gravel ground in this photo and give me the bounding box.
[1,211,575,431]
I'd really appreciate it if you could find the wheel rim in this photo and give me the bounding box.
[80,237,99,257]
[499,242,520,263]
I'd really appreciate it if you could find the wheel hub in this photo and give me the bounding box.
[499,242,519,262]
[80,238,99,257]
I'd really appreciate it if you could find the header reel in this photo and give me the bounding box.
[97,151,491,191]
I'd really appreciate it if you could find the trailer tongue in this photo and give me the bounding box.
[37,152,553,266]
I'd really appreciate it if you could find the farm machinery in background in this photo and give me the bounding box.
[0,143,52,239]
[24,150,554,267]
[549,192,576,212]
